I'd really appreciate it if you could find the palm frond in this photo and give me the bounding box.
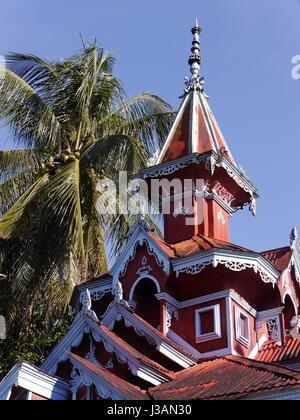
[0,66,65,149]
[0,175,48,238]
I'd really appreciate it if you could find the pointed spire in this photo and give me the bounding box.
[184,19,203,93]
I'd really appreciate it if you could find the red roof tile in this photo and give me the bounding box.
[149,231,252,259]
[98,324,174,377]
[148,231,176,258]
[261,247,292,272]
[149,356,300,400]
[115,304,198,362]
[171,235,252,258]
[257,337,300,363]
[68,352,148,400]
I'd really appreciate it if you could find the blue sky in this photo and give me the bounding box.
[0,0,300,252]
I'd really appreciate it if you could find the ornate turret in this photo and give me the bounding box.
[138,22,258,243]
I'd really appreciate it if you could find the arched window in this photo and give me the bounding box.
[130,277,160,327]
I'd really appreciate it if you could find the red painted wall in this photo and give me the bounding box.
[171,298,228,354]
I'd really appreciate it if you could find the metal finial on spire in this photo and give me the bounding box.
[183,20,205,95]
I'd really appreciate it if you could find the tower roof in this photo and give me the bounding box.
[158,21,236,165]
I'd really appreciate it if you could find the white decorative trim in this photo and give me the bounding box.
[195,305,221,343]
[290,247,300,284]
[227,296,234,355]
[138,151,257,204]
[88,322,171,386]
[210,181,235,207]
[266,318,281,343]
[68,353,131,401]
[256,307,284,321]
[190,90,200,154]
[166,330,202,359]
[73,277,112,310]
[42,311,170,387]
[173,249,279,285]
[41,313,99,374]
[256,307,283,344]
[248,334,268,360]
[136,256,152,276]
[217,209,226,225]
[112,280,124,303]
[156,289,257,317]
[235,307,250,348]
[219,156,257,202]
[89,289,111,302]
[166,303,179,331]
[80,289,99,323]
[129,275,161,302]
[110,227,170,285]
[102,303,196,368]
[0,362,69,401]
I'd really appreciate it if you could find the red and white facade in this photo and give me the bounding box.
[2,23,300,401]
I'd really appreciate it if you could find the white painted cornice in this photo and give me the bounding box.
[0,362,69,401]
[172,249,279,285]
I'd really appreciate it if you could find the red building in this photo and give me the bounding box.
[2,22,300,401]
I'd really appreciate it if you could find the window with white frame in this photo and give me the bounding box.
[235,307,250,347]
[195,304,221,343]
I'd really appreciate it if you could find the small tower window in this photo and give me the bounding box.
[235,307,250,347]
[195,305,221,343]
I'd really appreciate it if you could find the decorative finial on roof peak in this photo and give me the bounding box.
[80,289,99,323]
[183,20,206,96]
[82,289,92,313]
[113,280,124,302]
[290,226,298,250]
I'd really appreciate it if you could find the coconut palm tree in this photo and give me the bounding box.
[0,43,173,332]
